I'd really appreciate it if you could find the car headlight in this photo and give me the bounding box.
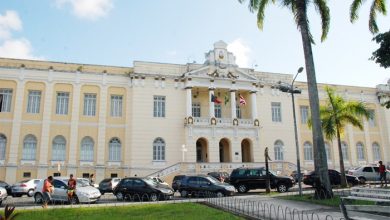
[160,189,172,194]
[225,186,235,191]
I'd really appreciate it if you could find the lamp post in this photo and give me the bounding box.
[278,67,304,196]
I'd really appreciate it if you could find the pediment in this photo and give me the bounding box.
[184,65,258,82]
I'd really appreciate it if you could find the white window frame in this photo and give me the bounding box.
[27,90,41,114]
[304,142,313,161]
[192,103,201,117]
[214,104,222,118]
[80,137,94,161]
[110,95,123,117]
[83,93,97,116]
[372,142,381,161]
[0,134,6,160]
[236,105,241,119]
[153,96,165,117]
[153,138,165,161]
[274,140,284,161]
[52,136,66,161]
[56,92,69,115]
[300,106,309,124]
[109,138,121,161]
[356,142,365,160]
[22,135,37,160]
[271,102,282,122]
[0,89,12,112]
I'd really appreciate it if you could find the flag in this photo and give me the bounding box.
[224,94,229,105]
[239,94,246,105]
[211,94,221,104]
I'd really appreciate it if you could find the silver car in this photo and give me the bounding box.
[0,187,7,206]
[11,179,40,197]
[34,177,101,204]
[348,165,389,184]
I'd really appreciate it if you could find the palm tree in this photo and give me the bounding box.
[350,0,387,34]
[238,0,333,198]
[319,86,370,187]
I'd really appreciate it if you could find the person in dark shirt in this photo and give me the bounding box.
[67,174,77,203]
[379,161,387,187]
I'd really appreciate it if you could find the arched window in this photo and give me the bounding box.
[153,138,165,161]
[325,142,332,161]
[0,134,6,160]
[304,142,313,161]
[109,138,121,161]
[274,140,284,161]
[80,137,94,161]
[341,142,349,160]
[23,135,37,160]
[372,142,381,161]
[356,142,365,160]
[52,136,66,161]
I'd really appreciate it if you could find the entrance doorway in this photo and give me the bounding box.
[241,139,253,162]
[196,138,209,162]
[219,138,231,162]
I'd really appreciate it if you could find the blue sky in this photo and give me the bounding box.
[0,0,388,87]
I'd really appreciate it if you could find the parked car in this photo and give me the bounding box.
[207,172,230,183]
[0,181,12,195]
[0,187,7,206]
[230,167,294,193]
[34,177,101,204]
[172,175,186,192]
[79,178,99,188]
[290,171,304,183]
[98,178,121,194]
[11,179,40,197]
[150,177,169,186]
[303,169,360,186]
[348,165,390,184]
[178,175,235,198]
[113,177,174,202]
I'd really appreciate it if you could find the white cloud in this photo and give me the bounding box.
[56,0,113,21]
[227,39,251,68]
[0,10,22,39]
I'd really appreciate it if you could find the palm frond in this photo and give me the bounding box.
[313,0,330,42]
[350,0,365,22]
[339,114,364,130]
[369,0,380,33]
[257,0,272,30]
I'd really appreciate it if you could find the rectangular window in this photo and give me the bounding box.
[192,103,201,117]
[53,172,61,177]
[236,105,241,119]
[215,104,222,118]
[56,92,69,115]
[110,95,123,117]
[153,96,165,117]
[271,102,282,122]
[111,173,118,178]
[368,110,376,127]
[83,93,97,116]
[27,90,41,114]
[300,106,309,124]
[82,173,90,178]
[0,89,12,112]
[23,172,31,178]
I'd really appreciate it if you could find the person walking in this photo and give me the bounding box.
[42,176,54,208]
[379,161,387,187]
[67,174,77,203]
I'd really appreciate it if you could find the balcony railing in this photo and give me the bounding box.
[190,117,254,127]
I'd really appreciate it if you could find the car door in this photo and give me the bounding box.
[373,167,380,181]
[362,167,375,181]
[247,169,264,189]
[133,179,148,198]
[198,177,212,194]
[186,177,199,194]
[52,180,68,202]
[120,179,133,196]
[328,170,340,185]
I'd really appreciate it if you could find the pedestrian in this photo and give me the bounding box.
[89,174,94,186]
[42,176,54,208]
[67,174,77,203]
[379,161,387,187]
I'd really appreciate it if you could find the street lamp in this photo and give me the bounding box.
[278,67,304,196]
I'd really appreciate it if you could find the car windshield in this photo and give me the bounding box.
[65,179,89,187]
[269,170,278,176]
[205,176,219,184]
[143,178,158,186]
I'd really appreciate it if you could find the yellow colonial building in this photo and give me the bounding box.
[0,41,389,183]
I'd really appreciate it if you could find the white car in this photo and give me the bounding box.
[0,187,7,206]
[34,177,101,204]
[11,179,41,197]
[348,165,389,184]
[78,178,99,188]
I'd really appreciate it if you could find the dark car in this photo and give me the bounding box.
[0,181,12,195]
[207,172,230,183]
[303,169,360,187]
[230,167,294,193]
[178,175,235,198]
[172,175,186,192]
[113,177,174,202]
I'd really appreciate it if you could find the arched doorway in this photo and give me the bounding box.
[196,138,209,162]
[241,139,253,162]
[219,138,231,162]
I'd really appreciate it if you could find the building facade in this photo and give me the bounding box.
[0,41,389,183]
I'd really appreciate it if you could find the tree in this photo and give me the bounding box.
[238,0,333,198]
[371,30,390,68]
[350,0,387,34]
[318,86,370,187]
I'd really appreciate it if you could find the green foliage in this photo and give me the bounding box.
[371,30,390,68]
[0,205,19,220]
[350,0,387,34]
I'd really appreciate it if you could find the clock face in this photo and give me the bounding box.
[218,51,224,59]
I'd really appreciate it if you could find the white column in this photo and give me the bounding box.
[6,80,25,183]
[37,82,54,178]
[230,90,236,119]
[250,91,258,120]
[96,86,108,167]
[209,89,215,118]
[68,84,81,167]
[363,120,372,163]
[186,87,192,117]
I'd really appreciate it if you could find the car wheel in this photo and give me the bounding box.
[358,177,366,184]
[180,190,188,198]
[150,193,158,202]
[124,194,131,201]
[237,184,248,193]
[116,192,124,201]
[27,189,34,197]
[34,193,43,204]
[216,191,224,198]
[69,196,79,204]
[277,183,288,193]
